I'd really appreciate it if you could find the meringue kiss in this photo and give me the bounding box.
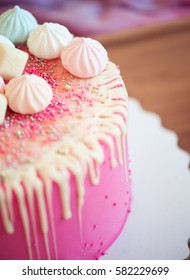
[27,22,73,59]
[0,5,37,45]
[60,37,109,78]
[5,74,53,114]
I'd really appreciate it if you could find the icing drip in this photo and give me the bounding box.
[24,178,41,259]
[122,135,129,183]
[0,186,14,234]
[44,181,58,260]
[0,49,129,259]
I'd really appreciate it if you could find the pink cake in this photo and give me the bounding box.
[0,6,131,260]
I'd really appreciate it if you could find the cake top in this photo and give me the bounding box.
[0,47,124,169]
[0,6,128,172]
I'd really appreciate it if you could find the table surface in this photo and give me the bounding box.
[93,16,190,156]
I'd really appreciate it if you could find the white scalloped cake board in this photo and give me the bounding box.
[102,97,190,260]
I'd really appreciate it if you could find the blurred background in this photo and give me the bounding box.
[0,0,190,155]
[0,1,190,35]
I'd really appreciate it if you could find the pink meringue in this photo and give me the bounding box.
[5,74,53,114]
[60,37,108,78]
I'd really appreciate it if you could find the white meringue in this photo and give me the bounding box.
[27,23,73,59]
[0,35,15,48]
[5,74,53,114]
[60,37,109,78]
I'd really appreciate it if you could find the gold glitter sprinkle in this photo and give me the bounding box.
[92,87,98,93]
[56,147,69,155]
[64,83,71,91]
[77,112,85,119]
[15,130,24,138]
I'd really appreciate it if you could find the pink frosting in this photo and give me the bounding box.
[60,37,108,78]
[0,141,131,260]
[0,76,5,94]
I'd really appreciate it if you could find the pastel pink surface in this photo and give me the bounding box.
[0,144,131,260]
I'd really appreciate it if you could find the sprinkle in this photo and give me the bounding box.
[15,130,24,138]
[77,112,85,119]
[92,87,98,93]
[93,224,97,229]
[64,83,71,91]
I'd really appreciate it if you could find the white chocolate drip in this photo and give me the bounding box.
[0,62,129,259]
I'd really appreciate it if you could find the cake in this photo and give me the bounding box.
[0,6,131,260]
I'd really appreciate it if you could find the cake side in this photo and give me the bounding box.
[0,141,131,260]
